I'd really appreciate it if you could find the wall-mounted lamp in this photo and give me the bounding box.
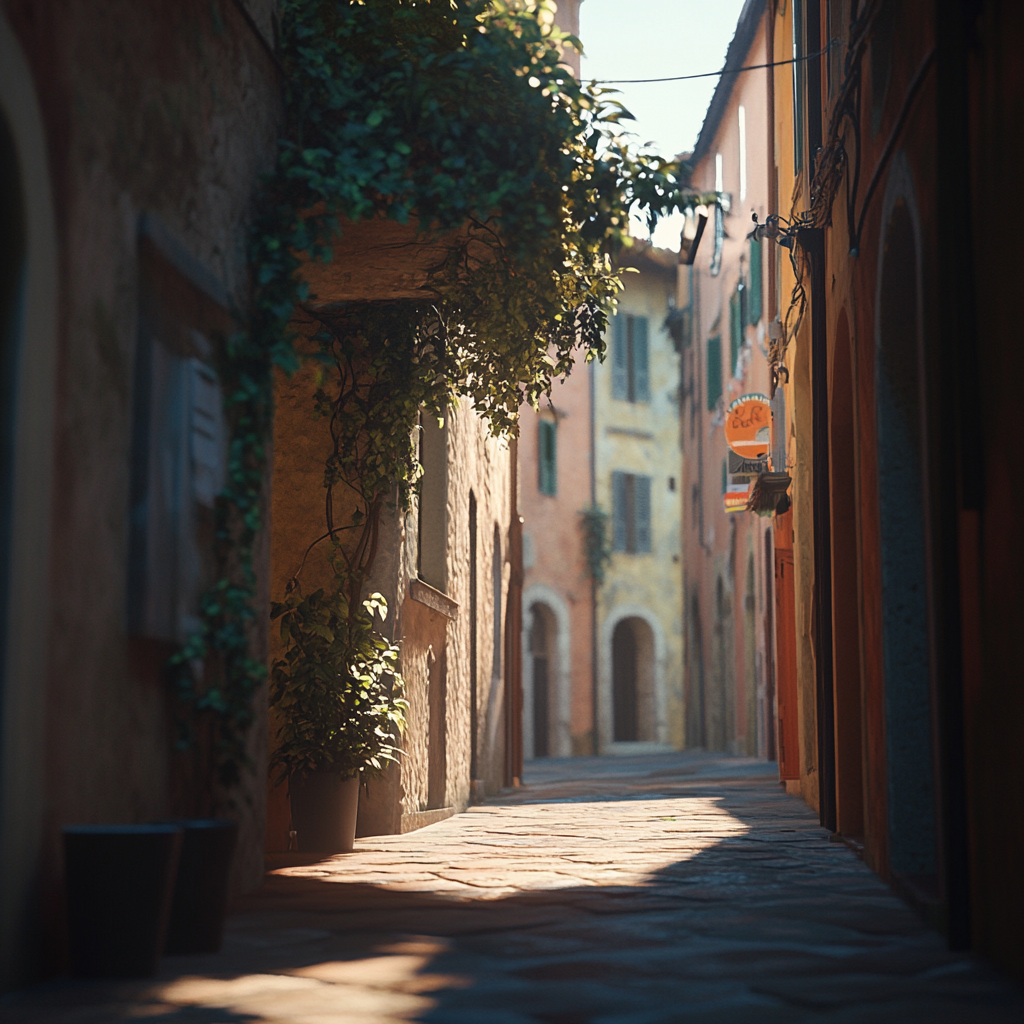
[679,206,708,266]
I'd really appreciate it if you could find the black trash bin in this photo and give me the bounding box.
[63,824,183,977]
[158,818,238,954]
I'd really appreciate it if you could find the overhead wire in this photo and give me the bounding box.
[592,42,834,86]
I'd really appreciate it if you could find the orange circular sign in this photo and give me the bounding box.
[725,393,771,459]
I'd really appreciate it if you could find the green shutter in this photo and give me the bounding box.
[729,292,741,377]
[633,316,650,402]
[611,471,627,551]
[611,315,627,399]
[748,237,763,324]
[538,419,557,495]
[635,475,652,553]
[707,335,722,411]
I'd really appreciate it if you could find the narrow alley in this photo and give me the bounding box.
[2,0,1024,1012]
[6,754,1021,1023]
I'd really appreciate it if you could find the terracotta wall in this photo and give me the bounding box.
[520,363,595,757]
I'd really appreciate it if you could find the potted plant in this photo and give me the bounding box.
[270,581,407,854]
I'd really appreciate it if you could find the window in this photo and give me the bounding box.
[128,243,228,644]
[706,334,723,410]
[611,314,650,403]
[793,0,805,174]
[538,418,557,495]
[611,471,652,554]
[711,154,724,277]
[730,291,743,377]
[748,237,763,325]
[738,105,747,202]
[417,412,448,591]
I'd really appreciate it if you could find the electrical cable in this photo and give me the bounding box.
[593,42,833,85]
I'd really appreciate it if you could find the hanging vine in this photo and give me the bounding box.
[171,0,707,790]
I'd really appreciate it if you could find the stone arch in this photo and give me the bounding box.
[520,584,571,759]
[599,605,668,752]
[874,152,937,879]
[830,306,865,838]
[0,12,59,990]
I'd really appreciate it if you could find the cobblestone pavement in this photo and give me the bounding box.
[5,752,1023,1023]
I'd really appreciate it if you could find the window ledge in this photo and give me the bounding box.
[409,578,459,620]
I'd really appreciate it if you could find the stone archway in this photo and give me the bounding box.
[0,11,59,990]
[874,153,937,881]
[599,605,668,752]
[521,584,571,760]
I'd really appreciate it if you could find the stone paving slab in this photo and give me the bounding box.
[4,751,1022,1023]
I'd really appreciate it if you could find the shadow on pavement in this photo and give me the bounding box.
[4,759,1023,1024]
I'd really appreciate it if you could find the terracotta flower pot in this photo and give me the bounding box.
[157,818,238,955]
[63,824,182,977]
[289,773,360,854]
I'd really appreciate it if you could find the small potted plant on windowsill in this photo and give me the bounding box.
[270,583,407,854]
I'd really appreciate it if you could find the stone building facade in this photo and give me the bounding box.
[595,245,684,753]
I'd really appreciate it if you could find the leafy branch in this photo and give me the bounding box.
[171,0,705,793]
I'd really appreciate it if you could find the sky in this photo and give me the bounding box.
[577,0,748,248]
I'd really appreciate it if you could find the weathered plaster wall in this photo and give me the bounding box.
[442,401,512,801]
[595,258,684,751]
[0,0,281,987]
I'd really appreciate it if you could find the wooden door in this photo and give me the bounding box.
[774,510,800,780]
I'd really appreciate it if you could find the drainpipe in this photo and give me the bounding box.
[801,0,837,836]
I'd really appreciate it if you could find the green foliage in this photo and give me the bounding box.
[270,587,408,783]
[579,504,612,586]
[173,0,707,792]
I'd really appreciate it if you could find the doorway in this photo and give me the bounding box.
[610,616,656,743]
[829,308,865,839]
[528,603,554,758]
[875,187,937,882]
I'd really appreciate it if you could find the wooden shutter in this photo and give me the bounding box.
[707,335,723,410]
[633,316,650,402]
[611,471,627,551]
[538,419,557,495]
[611,315,627,399]
[748,237,763,324]
[189,359,225,509]
[635,474,652,553]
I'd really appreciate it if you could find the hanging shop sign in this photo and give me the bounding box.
[724,480,752,514]
[728,450,769,477]
[725,393,772,460]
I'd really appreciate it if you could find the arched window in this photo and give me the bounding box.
[876,193,937,879]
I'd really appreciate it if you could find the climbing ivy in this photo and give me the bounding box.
[579,504,613,587]
[172,0,706,791]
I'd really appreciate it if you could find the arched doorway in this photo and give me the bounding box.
[0,12,59,989]
[528,603,555,758]
[686,593,706,748]
[521,585,571,760]
[875,170,937,881]
[612,619,638,741]
[829,308,865,839]
[611,616,656,743]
